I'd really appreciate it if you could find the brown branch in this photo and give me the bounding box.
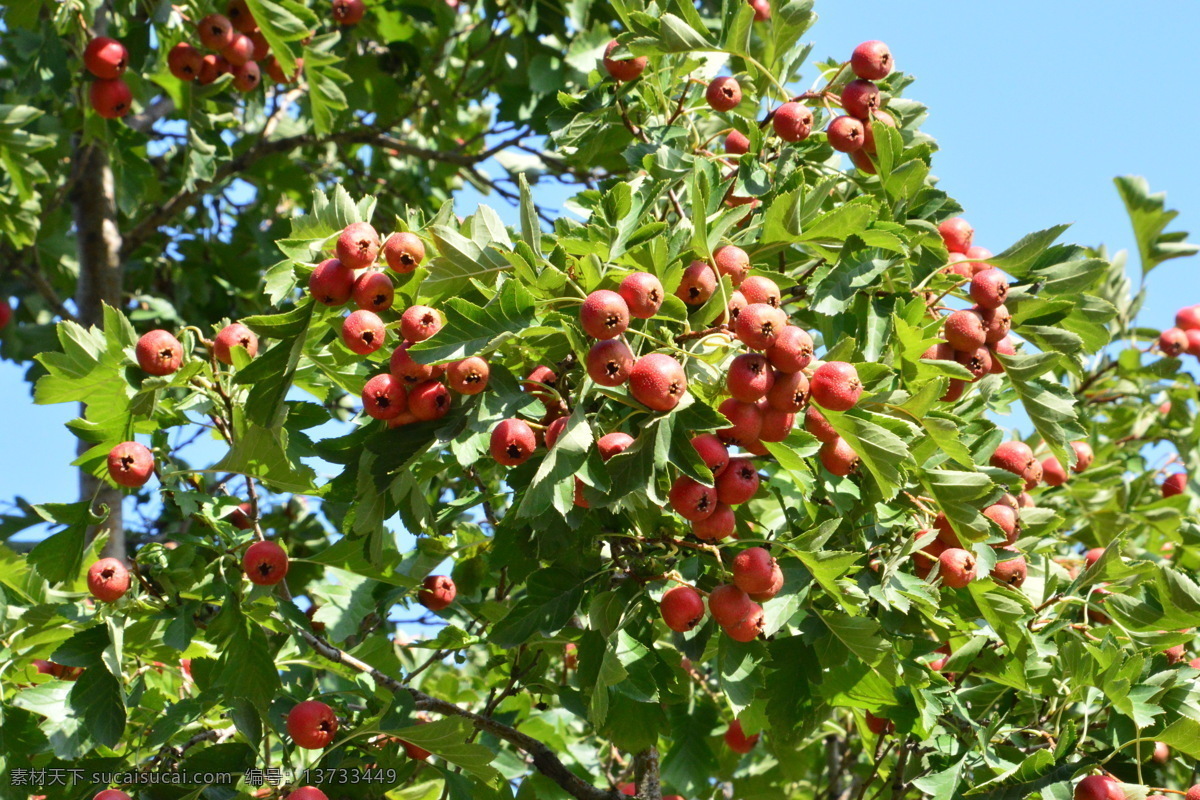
[633,747,662,800]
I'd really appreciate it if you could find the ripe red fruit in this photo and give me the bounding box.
[401,305,444,342]
[766,370,808,412]
[168,42,204,81]
[408,380,451,421]
[287,700,338,749]
[979,305,1011,344]
[390,342,439,386]
[749,0,771,21]
[988,336,1016,372]
[827,116,865,152]
[342,310,386,355]
[740,275,781,308]
[228,501,254,530]
[198,14,236,50]
[1163,472,1187,498]
[991,553,1027,588]
[810,361,863,411]
[660,586,706,632]
[983,503,1019,544]
[726,353,774,402]
[419,575,457,610]
[772,102,813,142]
[618,272,664,318]
[912,530,947,578]
[938,218,974,254]
[214,322,259,364]
[849,148,877,174]
[676,260,718,305]
[713,245,750,287]
[383,232,426,273]
[402,726,432,760]
[725,290,748,324]
[491,419,537,466]
[87,558,130,603]
[1176,305,1200,330]
[265,54,303,85]
[1042,456,1067,487]
[759,408,794,442]
[819,437,859,476]
[709,585,754,627]
[691,433,729,477]
[597,431,634,461]
[231,60,261,92]
[1074,775,1125,800]
[941,378,966,401]
[735,303,787,350]
[732,547,778,595]
[748,560,784,601]
[841,79,880,119]
[936,548,976,589]
[95,792,133,800]
[718,398,763,445]
[969,269,1009,309]
[943,252,972,279]
[943,309,986,351]
[242,541,289,586]
[84,37,129,79]
[602,39,647,82]
[227,0,258,32]
[287,789,328,800]
[804,406,837,443]
[108,441,155,488]
[860,108,897,154]
[336,222,381,269]
[1071,441,1094,472]
[332,0,367,25]
[850,40,893,81]
[629,353,688,411]
[991,441,1038,484]
[523,365,559,401]
[955,346,993,381]
[136,329,184,375]
[669,476,717,521]
[309,258,354,306]
[587,338,634,386]
[197,54,228,85]
[1160,327,1188,357]
[222,33,255,66]
[90,78,133,119]
[446,356,489,395]
[1184,328,1200,357]
[1188,787,1200,800]
[580,290,630,339]
[351,271,394,313]
[692,503,736,540]
[725,130,751,155]
[362,373,407,419]
[724,719,759,753]
[865,712,893,735]
[706,76,742,112]
[724,605,764,641]
[715,458,759,505]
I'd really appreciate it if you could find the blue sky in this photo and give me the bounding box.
[3,1,1199,531]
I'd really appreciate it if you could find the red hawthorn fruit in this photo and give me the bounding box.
[222,33,255,66]
[84,37,129,79]
[979,305,1011,344]
[938,218,974,254]
[1184,328,1200,357]
[758,408,794,442]
[342,310,386,355]
[629,353,687,412]
[352,271,395,313]
[287,788,328,800]
[827,115,865,152]
[859,108,897,155]
[602,39,647,82]
[731,547,777,595]
[713,245,750,287]
[309,258,355,306]
[1152,741,1170,763]
[660,586,706,632]
[841,79,880,119]
[772,102,813,142]
[715,458,759,505]
[382,232,426,273]
[401,725,433,761]
[400,305,444,342]
[936,548,976,589]
[490,419,537,466]
[676,260,718,305]
[748,560,784,601]
[727,352,775,402]
[227,0,258,32]
[446,356,490,395]
[1176,304,1200,330]
[418,575,456,611]
[287,700,338,749]
[991,441,1036,481]
[88,558,131,603]
[809,361,863,411]
[850,40,893,81]
[669,476,717,521]
[692,503,736,541]
[724,719,760,753]
[970,269,1009,310]
[597,432,635,460]
[724,290,748,325]
[708,584,754,627]
[819,437,859,476]
[706,76,742,112]
[955,346,993,381]
[332,0,367,25]
[523,365,559,403]
[214,322,259,364]
[766,370,808,413]
[95,792,133,800]
[408,380,451,421]
[766,326,814,373]
[725,130,751,155]
[90,78,133,119]
[362,373,407,419]
[1073,775,1125,800]
[336,222,381,269]
[983,503,1019,545]
[1071,441,1094,472]
[107,441,155,488]
[912,530,947,578]
[618,272,665,318]
[749,0,771,21]
[804,406,837,444]
[943,309,986,351]
[691,433,730,477]
[242,541,289,586]
[740,275,781,308]
[991,553,1027,588]
[1042,455,1068,486]
[1159,327,1188,357]
[168,42,204,81]
[198,14,235,49]
[228,502,254,530]
[723,604,764,641]
[580,289,630,339]
[390,342,440,386]
[735,303,787,350]
[544,416,568,449]
[196,54,227,85]
[718,398,763,445]
[135,330,184,375]
[1163,472,1187,498]
[865,712,894,735]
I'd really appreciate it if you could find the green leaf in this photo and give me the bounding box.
[421,226,511,301]
[392,718,502,784]
[409,280,536,363]
[985,224,1071,277]
[68,667,126,749]
[489,569,590,647]
[214,604,281,712]
[1114,175,1199,276]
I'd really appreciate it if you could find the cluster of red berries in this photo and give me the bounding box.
[1158,304,1200,359]
[82,36,133,118]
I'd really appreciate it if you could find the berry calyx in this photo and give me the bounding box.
[810,361,863,411]
[669,476,717,521]
[419,575,457,610]
[243,541,289,586]
[618,272,664,318]
[87,558,131,603]
[336,222,381,269]
[660,586,706,632]
[362,373,407,419]
[850,40,892,81]
[580,289,630,339]
[629,353,688,411]
[938,218,974,254]
[214,322,259,364]
[342,310,386,355]
[401,305,444,343]
[602,40,647,82]
[136,329,184,376]
[446,356,490,395]
[772,102,813,142]
[90,79,133,119]
[587,338,635,386]
[491,419,537,466]
[84,37,129,79]
[706,76,742,112]
[332,0,367,25]
[198,14,236,50]
[676,260,718,305]
[352,270,396,313]
[827,115,865,152]
[408,380,451,421]
[107,441,155,488]
[383,232,426,273]
[287,700,338,749]
[936,548,976,589]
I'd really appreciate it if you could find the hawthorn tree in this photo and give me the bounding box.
[3,2,1200,800]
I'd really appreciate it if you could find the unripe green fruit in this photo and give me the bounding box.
[287,700,338,749]
[706,76,742,112]
[669,476,717,521]
[772,102,813,142]
[243,540,289,585]
[660,585,706,632]
[362,373,407,419]
[419,575,456,610]
[490,418,536,466]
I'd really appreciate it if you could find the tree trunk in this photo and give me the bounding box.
[633,747,663,800]
[71,138,125,561]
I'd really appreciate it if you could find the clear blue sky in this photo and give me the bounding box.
[3,1,1199,528]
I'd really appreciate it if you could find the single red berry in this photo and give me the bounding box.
[243,541,289,586]
[725,130,750,154]
[943,309,986,351]
[1074,776,1125,800]
[287,788,328,800]
[214,322,259,365]
[197,54,228,85]
[400,305,444,342]
[618,272,664,319]
[287,700,338,749]
[991,441,1037,483]
[602,39,647,82]
[401,723,433,760]
[342,310,386,355]
[748,560,784,601]
[983,503,1019,544]
[766,370,808,412]
[523,365,559,403]
[231,60,261,92]
[715,458,759,505]
[676,260,718,305]
[491,419,537,466]
[759,407,794,442]
[597,432,635,460]
[362,373,407,419]
[580,289,630,339]
[706,76,742,112]
[587,338,635,386]
[222,33,255,66]
[991,552,1027,588]
[84,37,129,79]
[773,102,813,142]
[724,719,760,753]
[936,548,976,589]
[352,271,395,313]
[691,433,729,477]
[136,329,184,375]
[309,258,355,306]
[107,441,154,488]
[849,148,877,174]
[446,356,489,395]
[1185,329,1200,357]
[660,586,706,632]
[850,40,892,81]
[725,290,748,324]
[766,326,813,373]
[709,584,755,627]
[735,303,787,350]
[629,353,687,411]
[749,0,771,21]
[841,79,880,119]
[827,115,865,152]
[390,341,439,386]
[669,476,717,521]
[1163,472,1187,498]
[865,712,893,735]
[955,346,993,381]
[408,380,451,421]
[912,530,946,578]
[938,217,974,254]
[332,0,367,25]
[87,558,130,603]
[727,353,775,403]
[979,304,1011,343]
[713,245,750,287]
[692,503,735,540]
[227,0,258,32]
[227,501,254,530]
[970,269,1009,310]
[544,416,568,449]
[810,361,863,411]
[723,604,764,642]
[718,398,763,445]
[1175,305,1200,331]
[731,547,777,595]
[90,78,133,119]
[336,222,381,269]
[1071,441,1094,473]
[383,232,426,273]
[95,791,133,800]
[264,54,302,84]
[168,42,204,81]
[819,437,859,476]
[740,275,781,308]
[1042,456,1067,487]
[1160,327,1188,357]
[419,575,456,610]
[804,405,836,443]
[198,13,236,50]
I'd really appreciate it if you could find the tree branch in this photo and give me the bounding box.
[633,747,662,800]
